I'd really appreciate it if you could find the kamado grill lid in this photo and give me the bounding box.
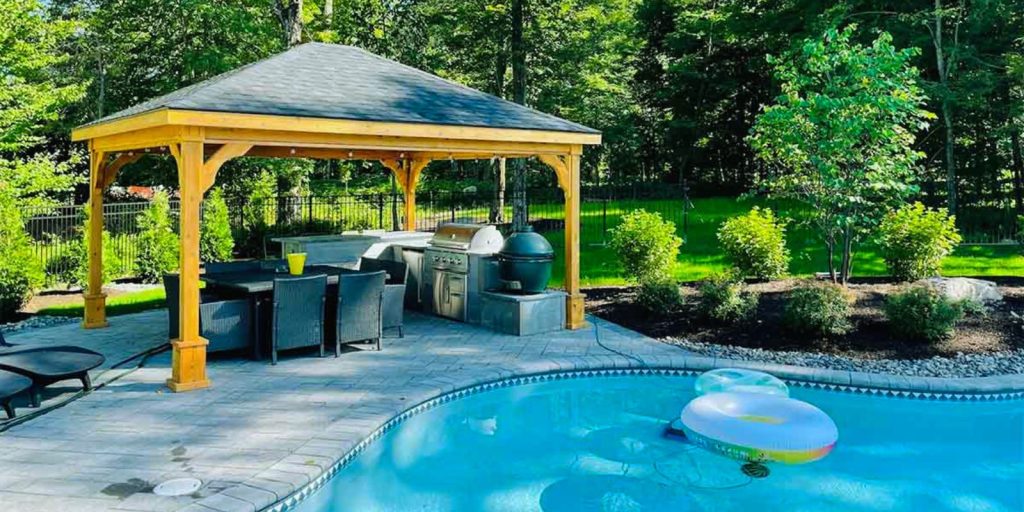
[499,226,555,259]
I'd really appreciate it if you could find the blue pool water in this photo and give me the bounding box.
[293,375,1024,511]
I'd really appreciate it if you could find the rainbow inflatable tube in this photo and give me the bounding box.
[694,368,789,397]
[680,392,838,464]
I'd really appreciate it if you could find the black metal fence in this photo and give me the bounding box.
[21,184,1019,286]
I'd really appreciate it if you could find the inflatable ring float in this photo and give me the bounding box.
[695,368,789,397]
[680,392,837,465]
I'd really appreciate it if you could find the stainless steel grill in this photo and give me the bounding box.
[424,223,503,321]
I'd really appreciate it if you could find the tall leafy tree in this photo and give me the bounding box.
[749,26,933,284]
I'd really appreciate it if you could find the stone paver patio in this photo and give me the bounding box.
[0,310,684,511]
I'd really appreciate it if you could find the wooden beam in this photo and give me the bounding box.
[404,158,430,230]
[537,154,570,194]
[99,153,143,189]
[203,127,577,156]
[82,145,108,329]
[200,143,252,193]
[73,108,603,146]
[168,139,211,392]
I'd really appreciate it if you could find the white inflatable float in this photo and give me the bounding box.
[695,368,789,397]
[675,369,838,467]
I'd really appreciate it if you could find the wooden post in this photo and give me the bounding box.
[82,146,108,329]
[538,150,586,329]
[168,136,210,392]
[563,151,585,329]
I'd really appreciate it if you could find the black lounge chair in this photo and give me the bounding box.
[0,369,33,419]
[0,332,105,407]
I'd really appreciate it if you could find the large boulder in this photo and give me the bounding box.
[917,277,1003,306]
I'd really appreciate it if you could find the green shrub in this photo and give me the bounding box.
[877,203,961,282]
[135,191,179,283]
[637,278,683,315]
[698,273,759,324]
[717,207,790,280]
[783,281,853,336]
[46,206,123,288]
[884,285,964,342]
[609,209,682,283]
[0,192,43,320]
[201,188,235,263]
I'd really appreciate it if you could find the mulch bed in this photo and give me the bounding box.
[585,277,1024,360]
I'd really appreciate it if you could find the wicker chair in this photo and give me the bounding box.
[336,270,386,353]
[163,274,252,353]
[270,274,328,364]
[359,258,408,337]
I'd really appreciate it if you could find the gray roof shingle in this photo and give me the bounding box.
[85,43,599,135]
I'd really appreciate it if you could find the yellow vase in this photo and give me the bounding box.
[286,253,307,275]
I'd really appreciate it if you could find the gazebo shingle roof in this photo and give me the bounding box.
[86,43,598,135]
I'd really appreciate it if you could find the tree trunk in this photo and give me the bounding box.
[274,0,303,47]
[509,0,528,231]
[840,224,853,285]
[1011,129,1023,213]
[933,0,958,214]
[323,0,332,19]
[490,158,507,223]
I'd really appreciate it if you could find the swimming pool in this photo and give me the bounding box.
[290,374,1024,511]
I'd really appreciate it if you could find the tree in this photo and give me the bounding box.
[135,191,180,283]
[749,26,933,284]
[200,188,235,263]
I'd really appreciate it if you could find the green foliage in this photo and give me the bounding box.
[636,278,683,315]
[749,26,933,284]
[783,281,852,337]
[609,209,682,283]
[717,206,790,280]
[878,202,961,282]
[884,285,965,342]
[135,191,179,283]
[0,189,43,319]
[201,188,235,263]
[46,221,123,289]
[697,272,758,324]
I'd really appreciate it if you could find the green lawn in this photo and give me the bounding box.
[34,196,1024,318]
[546,196,1024,287]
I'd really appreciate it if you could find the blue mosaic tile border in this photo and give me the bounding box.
[263,367,1023,511]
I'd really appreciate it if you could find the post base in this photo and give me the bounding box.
[82,292,108,329]
[565,293,587,330]
[167,337,211,392]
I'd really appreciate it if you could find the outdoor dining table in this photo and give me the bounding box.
[201,264,360,360]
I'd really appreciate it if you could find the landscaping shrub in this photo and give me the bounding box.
[636,278,683,315]
[0,192,43,320]
[884,285,965,342]
[201,188,235,263]
[877,203,961,282]
[46,206,123,288]
[783,281,852,336]
[697,273,758,324]
[717,206,790,280]
[609,209,682,283]
[135,191,179,283]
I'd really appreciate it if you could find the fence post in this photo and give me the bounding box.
[377,193,384,229]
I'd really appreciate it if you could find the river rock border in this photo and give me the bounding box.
[265,365,1024,511]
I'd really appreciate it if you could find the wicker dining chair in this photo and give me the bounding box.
[359,258,408,337]
[335,270,386,354]
[163,274,252,353]
[270,274,328,365]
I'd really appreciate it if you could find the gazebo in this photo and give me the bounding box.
[71,43,601,392]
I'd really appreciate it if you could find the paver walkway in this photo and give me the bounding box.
[0,310,684,511]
